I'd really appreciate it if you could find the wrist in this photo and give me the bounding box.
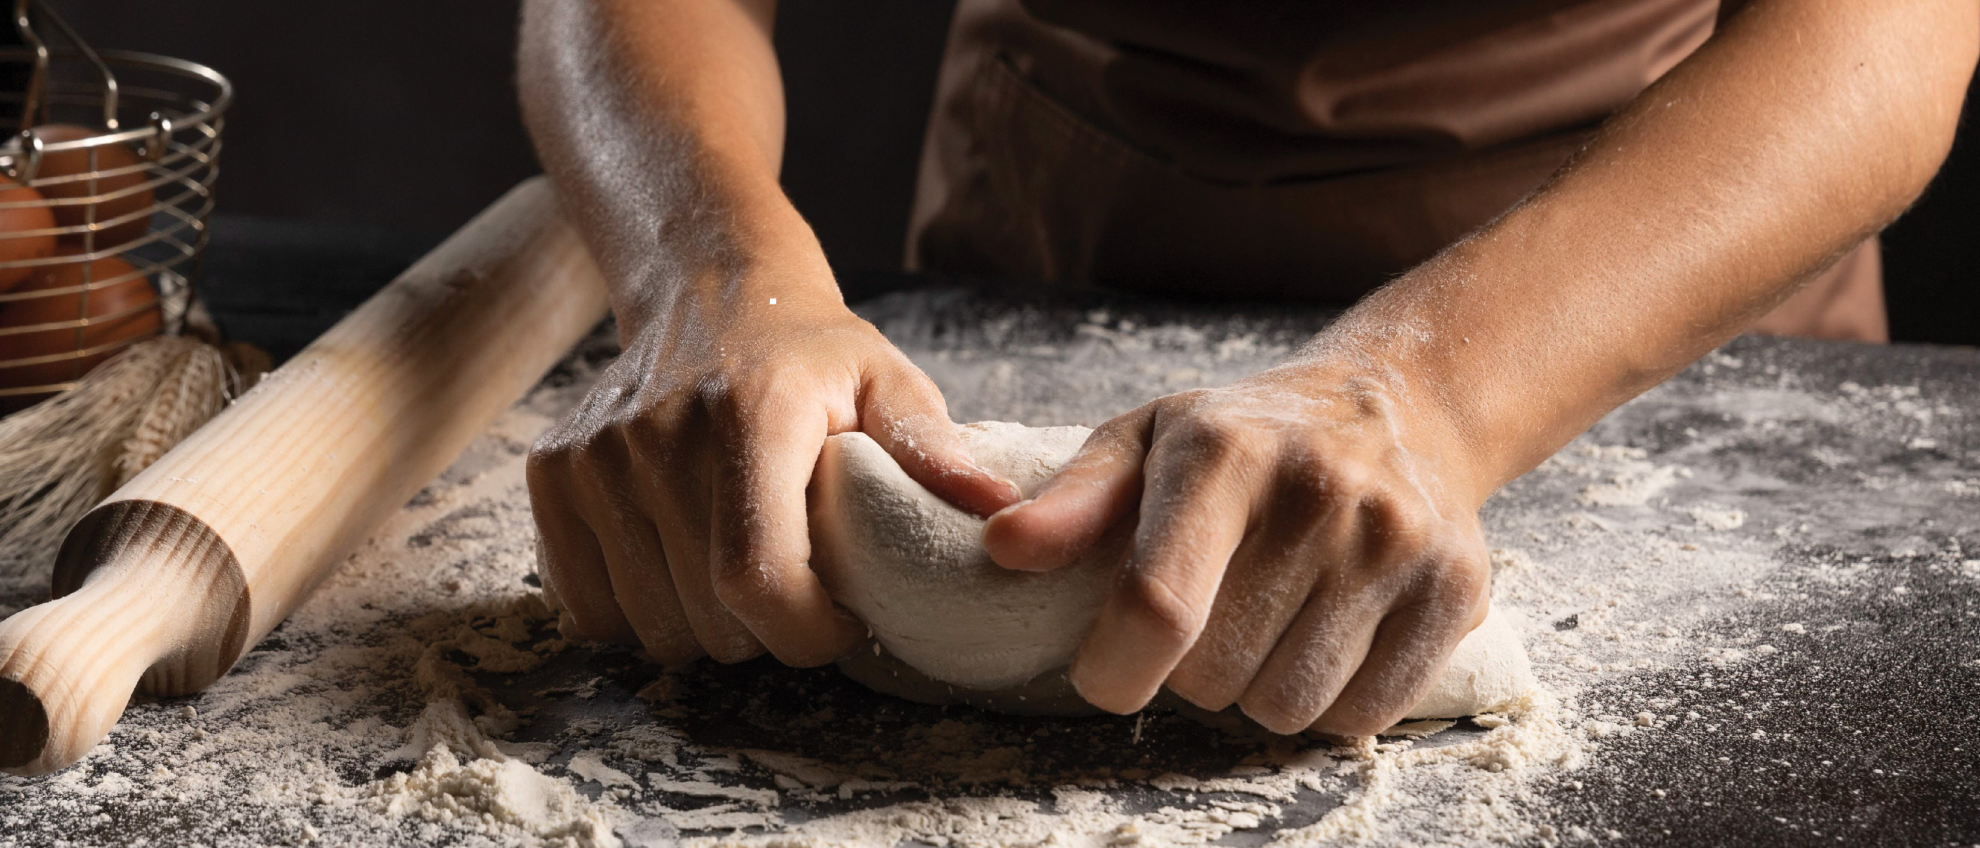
[1290,266,1518,506]
[612,190,844,340]
[1283,349,1499,509]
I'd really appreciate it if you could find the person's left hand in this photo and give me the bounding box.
[982,359,1494,735]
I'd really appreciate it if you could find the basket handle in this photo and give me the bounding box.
[11,0,120,135]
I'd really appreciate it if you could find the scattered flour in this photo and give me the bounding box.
[1556,445,1686,508]
[1689,505,1748,531]
[372,703,619,848]
[3,297,1957,847]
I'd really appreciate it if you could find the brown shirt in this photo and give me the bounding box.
[907,0,1885,341]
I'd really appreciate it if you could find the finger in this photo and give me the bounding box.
[1164,504,1347,711]
[1237,578,1387,735]
[860,364,1022,518]
[581,487,703,666]
[1309,601,1476,736]
[709,398,866,667]
[527,455,638,646]
[1068,426,1252,714]
[982,405,1155,572]
[632,430,768,664]
[1312,557,1490,734]
[1167,457,1365,711]
[555,429,704,662]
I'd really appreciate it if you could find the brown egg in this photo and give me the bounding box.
[0,247,161,409]
[0,183,56,292]
[31,124,154,249]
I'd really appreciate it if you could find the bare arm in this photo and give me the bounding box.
[519,0,797,333]
[1380,0,1977,496]
[989,0,1980,732]
[518,0,1019,668]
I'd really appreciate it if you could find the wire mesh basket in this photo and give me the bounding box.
[0,0,229,411]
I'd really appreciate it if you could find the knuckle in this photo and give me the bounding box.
[703,392,750,428]
[629,611,706,665]
[682,580,773,663]
[1165,413,1251,469]
[1326,458,1376,500]
[694,371,749,422]
[1240,681,1322,735]
[1310,700,1397,737]
[1116,569,1208,646]
[1166,657,1244,712]
[1087,418,1138,452]
[620,406,674,450]
[1443,550,1492,596]
[1421,553,1492,623]
[1386,506,1432,548]
[703,633,767,665]
[525,445,568,492]
[644,636,708,668]
[1361,496,1432,560]
[528,417,596,471]
[710,557,778,618]
[1079,413,1152,465]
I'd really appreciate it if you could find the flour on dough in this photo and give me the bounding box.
[811,422,1114,694]
[809,420,1535,720]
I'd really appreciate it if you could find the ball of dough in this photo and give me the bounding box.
[807,420,1536,720]
[811,422,1121,692]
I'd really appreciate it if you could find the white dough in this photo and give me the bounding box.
[811,422,1113,693]
[808,421,1535,721]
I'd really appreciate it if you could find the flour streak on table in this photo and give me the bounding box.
[0,286,1975,847]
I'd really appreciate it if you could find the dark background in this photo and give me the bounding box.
[51,0,1980,347]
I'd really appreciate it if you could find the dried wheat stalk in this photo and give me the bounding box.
[0,336,237,577]
[114,341,230,487]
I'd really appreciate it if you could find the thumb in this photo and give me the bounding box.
[861,364,1023,518]
[982,405,1153,572]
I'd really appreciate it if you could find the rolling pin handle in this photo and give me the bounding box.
[0,177,604,775]
[0,500,247,775]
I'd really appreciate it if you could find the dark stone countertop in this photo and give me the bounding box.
[4,216,1971,847]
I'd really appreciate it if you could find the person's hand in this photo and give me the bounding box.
[528,259,1021,668]
[983,359,1491,735]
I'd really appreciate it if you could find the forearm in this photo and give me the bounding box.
[518,0,831,336]
[1314,0,1978,499]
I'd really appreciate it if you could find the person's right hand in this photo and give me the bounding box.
[527,257,1022,668]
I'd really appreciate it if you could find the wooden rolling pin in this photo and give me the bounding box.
[0,177,608,775]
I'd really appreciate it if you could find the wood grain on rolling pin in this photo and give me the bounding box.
[0,177,609,774]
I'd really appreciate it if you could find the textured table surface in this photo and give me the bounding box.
[0,223,1975,846]
[859,285,1980,846]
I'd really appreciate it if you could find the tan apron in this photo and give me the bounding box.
[906,0,1886,342]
